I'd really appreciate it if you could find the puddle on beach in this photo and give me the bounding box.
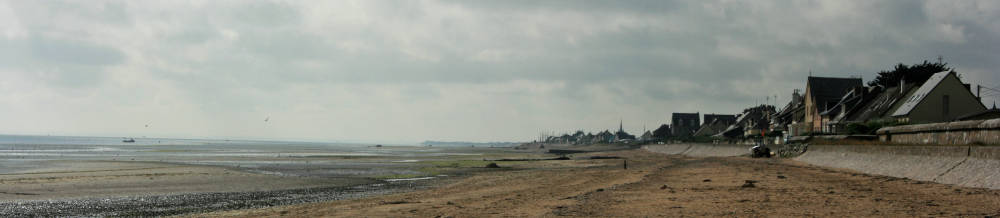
[384,176,437,182]
[392,160,420,163]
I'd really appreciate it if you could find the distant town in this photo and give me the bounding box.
[539,60,1000,146]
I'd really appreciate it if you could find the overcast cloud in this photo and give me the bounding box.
[1,0,998,143]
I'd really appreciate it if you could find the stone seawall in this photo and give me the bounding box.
[796,145,1000,189]
[877,118,1000,145]
[643,144,750,157]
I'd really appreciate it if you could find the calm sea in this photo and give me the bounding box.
[0,134,446,177]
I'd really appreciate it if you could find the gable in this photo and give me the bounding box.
[806,76,863,112]
[891,71,949,116]
[891,71,987,120]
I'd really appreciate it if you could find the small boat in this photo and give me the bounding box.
[122,138,135,143]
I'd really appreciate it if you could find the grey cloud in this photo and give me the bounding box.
[0,37,124,88]
[440,0,685,14]
[27,37,124,66]
[1,0,999,142]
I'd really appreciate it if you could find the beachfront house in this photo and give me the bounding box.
[671,113,700,137]
[823,80,920,134]
[594,130,615,143]
[818,85,877,134]
[890,71,987,124]
[693,119,727,136]
[714,104,776,139]
[803,76,863,134]
[773,89,806,138]
[741,105,776,137]
[703,114,737,126]
[693,114,736,137]
[639,130,654,142]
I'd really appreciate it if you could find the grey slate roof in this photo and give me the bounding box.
[672,113,699,119]
[807,76,863,112]
[845,84,917,122]
[891,71,949,116]
[703,114,736,125]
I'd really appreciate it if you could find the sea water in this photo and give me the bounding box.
[0,134,458,177]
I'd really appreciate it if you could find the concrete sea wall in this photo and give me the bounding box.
[796,145,1000,189]
[643,144,751,157]
[877,118,1000,145]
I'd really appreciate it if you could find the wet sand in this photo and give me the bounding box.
[0,146,547,216]
[0,160,399,216]
[0,160,346,201]
[199,149,1000,217]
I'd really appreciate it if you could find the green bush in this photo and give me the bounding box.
[845,123,871,135]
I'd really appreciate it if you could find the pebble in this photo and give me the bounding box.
[0,180,431,217]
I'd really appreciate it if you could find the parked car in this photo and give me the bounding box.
[750,144,772,158]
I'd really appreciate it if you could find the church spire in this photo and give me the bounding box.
[619,119,624,133]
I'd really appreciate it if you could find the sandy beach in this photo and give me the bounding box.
[4,143,1000,217]
[197,147,1000,217]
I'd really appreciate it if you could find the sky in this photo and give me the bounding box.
[1,0,999,144]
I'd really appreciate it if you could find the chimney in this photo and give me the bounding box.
[900,77,905,95]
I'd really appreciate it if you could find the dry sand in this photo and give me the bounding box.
[197,149,1000,217]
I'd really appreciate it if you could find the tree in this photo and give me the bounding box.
[652,124,671,139]
[868,60,954,88]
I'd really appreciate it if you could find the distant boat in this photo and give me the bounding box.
[375,144,383,148]
[122,138,135,143]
